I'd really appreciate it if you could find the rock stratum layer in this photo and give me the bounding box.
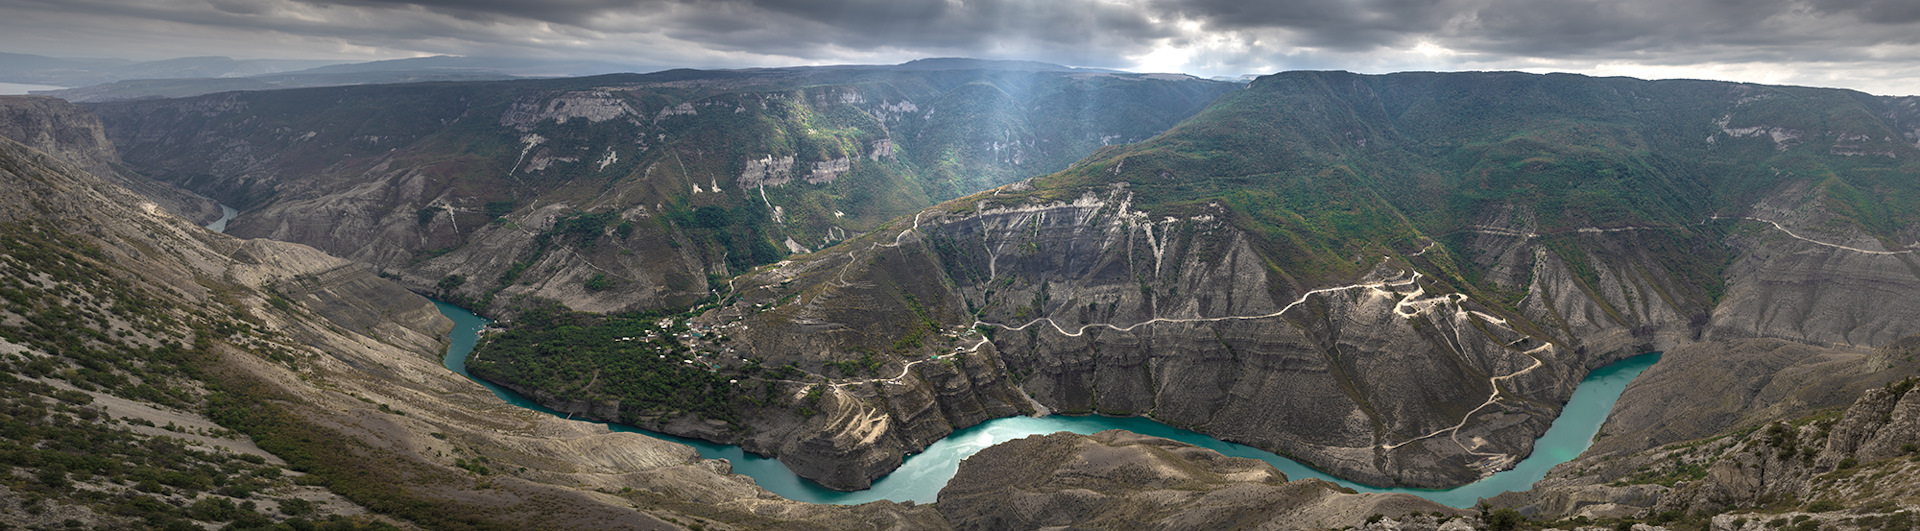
[57,68,1920,509]
[658,71,1920,490]
[937,429,1461,530]
[86,62,1238,318]
[3,93,1482,527]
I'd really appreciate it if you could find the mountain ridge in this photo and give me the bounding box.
[500,69,1920,490]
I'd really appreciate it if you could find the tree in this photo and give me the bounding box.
[1485,508,1524,531]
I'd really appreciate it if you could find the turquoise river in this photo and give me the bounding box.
[432,301,1660,508]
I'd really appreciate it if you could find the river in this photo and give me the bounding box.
[203,204,239,233]
[431,300,1658,508]
[0,82,66,95]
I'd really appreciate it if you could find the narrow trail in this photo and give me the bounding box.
[1381,344,1549,454]
[983,273,1426,337]
[1406,240,1439,257]
[1712,215,1915,255]
[968,263,1547,458]
[1457,224,1671,239]
[833,211,924,286]
[826,335,994,390]
[777,208,1553,455]
[784,211,1898,462]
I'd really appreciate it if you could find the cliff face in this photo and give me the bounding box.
[0,95,220,224]
[0,113,961,529]
[937,430,1462,530]
[702,186,1705,488]
[664,71,1920,491]
[1652,376,1920,516]
[1482,336,1920,521]
[86,68,1238,318]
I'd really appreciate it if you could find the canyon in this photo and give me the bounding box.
[8,65,1920,530]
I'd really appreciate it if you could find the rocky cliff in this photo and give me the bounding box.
[937,429,1462,530]
[0,102,1526,530]
[0,116,956,529]
[0,95,220,224]
[653,71,1920,492]
[86,64,1239,318]
[1653,375,1920,516]
[1481,336,1920,523]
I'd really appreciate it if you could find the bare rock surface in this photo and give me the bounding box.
[0,95,219,223]
[936,429,1463,530]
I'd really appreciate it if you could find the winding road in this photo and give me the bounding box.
[1713,215,1915,255]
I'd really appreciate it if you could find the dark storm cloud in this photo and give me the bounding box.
[1446,0,1785,57]
[641,0,1174,65]
[1146,0,1856,59]
[5,0,1920,94]
[1150,0,1459,50]
[307,0,655,24]
[1810,0,1920,24]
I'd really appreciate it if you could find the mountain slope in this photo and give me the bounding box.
[86,64,1239,319]
[0,96,1492,528]
[505,70,1920,491]
[0,95,219,223]
[0,102,953,529]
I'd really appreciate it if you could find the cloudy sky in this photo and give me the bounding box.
[4,0,1920,95]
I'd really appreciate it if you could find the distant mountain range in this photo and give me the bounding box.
[0,52,341,86]
[0,53,650,101]
[2,53,1185,103]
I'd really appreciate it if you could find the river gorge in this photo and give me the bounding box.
[432,300,1659,508]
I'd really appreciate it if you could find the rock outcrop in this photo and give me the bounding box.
[1489,337,1920,520]
[703,71,1920,493]
[0,95,220,224]
[937,430,1462,530]
[1654,376,1920,515]
[0,125,959,529]
[86,66,1238,318]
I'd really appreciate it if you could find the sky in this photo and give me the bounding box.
[3,0,1920,96]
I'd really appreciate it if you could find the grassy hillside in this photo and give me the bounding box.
[1014,71,1920,304]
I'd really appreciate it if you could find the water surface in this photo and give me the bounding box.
[432,301,1658,507]
[203,204,239,233]
[0,82,66,95]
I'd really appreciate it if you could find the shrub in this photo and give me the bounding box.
[584,274,614,292]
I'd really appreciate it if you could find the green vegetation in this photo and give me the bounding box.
[995,70,1911,314]
[468,306,749,425]
[550,211,618,247]
[583,273,615,292]
[94,66,1238,322]
[0,221,487,529]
